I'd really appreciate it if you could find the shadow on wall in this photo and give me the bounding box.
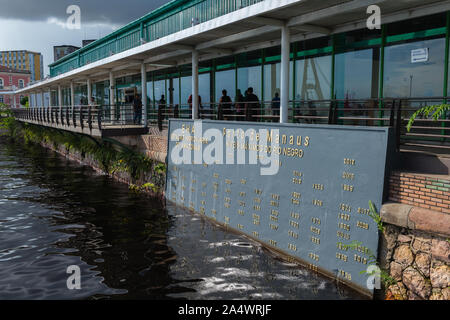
[400,152,450,175]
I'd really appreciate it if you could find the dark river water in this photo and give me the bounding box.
[0,138,364,300]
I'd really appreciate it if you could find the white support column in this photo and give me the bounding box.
[70,81,75,108]
[58,85,62,106]
[141,62,148,127]
[87,78,92,106]
[58,86,63,122]
[280,24,290,124]
[41,91,45,108]
[192,50,199,120]
[109,71,115,122]
[48,89,52,107]
[34,93,38,108]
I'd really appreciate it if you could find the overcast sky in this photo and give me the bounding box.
[0,0,171,76]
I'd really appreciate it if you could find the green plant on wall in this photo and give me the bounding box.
[407,104,450,132]
[368,200,384,233]
[341,201,396,288]
[0,103,16,135]
[4,121,166,191]
[341,240,397,288]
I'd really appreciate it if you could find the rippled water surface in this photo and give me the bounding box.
[0,138,364,300]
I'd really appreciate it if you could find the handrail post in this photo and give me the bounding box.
[66,107,70,126]
[88,106,92,130]
[327,100,334,125]
[174,104,179,119]
[218,103,223,121]
[395,99,402,152]
[72,107,76,128]
[97,106,102,131]
[389,99,396,127]
[157,104,163,131]
[80,106,84,130]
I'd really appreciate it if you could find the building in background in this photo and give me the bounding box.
[53,45,80,62]
[0,65,31,108]
[0,50,43,82]
[82,40,96,47]
[53,40,97,63]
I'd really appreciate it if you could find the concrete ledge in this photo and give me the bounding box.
[381,202,450,238]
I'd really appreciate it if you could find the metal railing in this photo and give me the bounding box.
[50,0,266,76]
[12,104,151,130]
[12,106,103,132]
[12,97,450,154]
[146,97,450,154]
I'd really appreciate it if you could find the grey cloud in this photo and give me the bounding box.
[0,0,171,24]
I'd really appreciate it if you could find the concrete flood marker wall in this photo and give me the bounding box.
[166,119,394,296]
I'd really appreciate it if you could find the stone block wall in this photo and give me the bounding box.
[389,171,450,214]
[111,128,168,163]
[380,204,450,300]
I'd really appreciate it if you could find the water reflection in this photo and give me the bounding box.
[0,138,363,300]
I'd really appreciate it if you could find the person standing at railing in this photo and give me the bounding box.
[188,94,202,118]
[133,93,143,125]
[244,87,260,122]
[158,95,166,128]
[235,89,245,121]
[219,89,233,121]
[158,95,166,112]
[271,92,280,123]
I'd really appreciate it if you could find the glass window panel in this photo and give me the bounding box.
[215,69,236,103]
[264,62,294,103]
[295,55,332,100]
[334,49,377,99]
[180,76,191,108]
[238,66,262,101]
[154,79,167,106]
[384,38,445,98]
[170,77,180,106]
[264,63,280,103]
[146,81,153,106]
[199,73,210,107]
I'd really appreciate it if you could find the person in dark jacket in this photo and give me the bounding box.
[271,92,280,122]
[244,87,260,122]
[218,89,233,120]
[133,93,143,125]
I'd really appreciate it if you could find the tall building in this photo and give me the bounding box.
[0,65,31,108]
[54,45,80,62]
[0,50,43,82]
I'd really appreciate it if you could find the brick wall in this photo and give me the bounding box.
[389,172,450,214]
